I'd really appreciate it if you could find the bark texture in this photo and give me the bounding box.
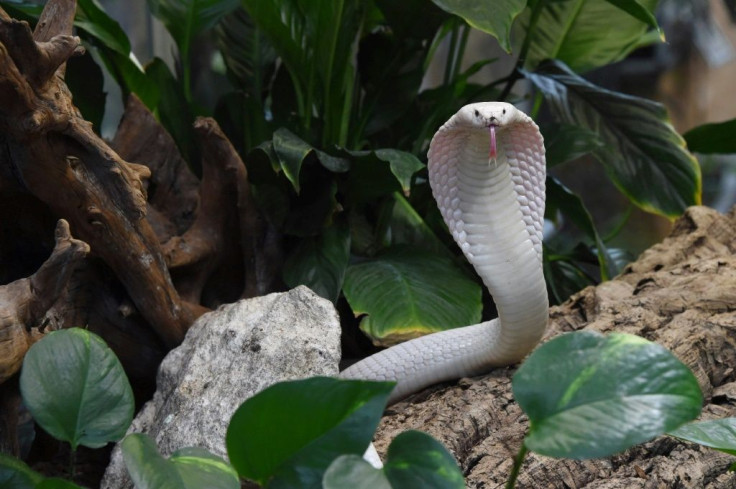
[373,206,736,488]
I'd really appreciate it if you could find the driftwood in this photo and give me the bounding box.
[373,205,736,488]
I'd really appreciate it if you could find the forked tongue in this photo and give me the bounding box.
[489,124,497,162]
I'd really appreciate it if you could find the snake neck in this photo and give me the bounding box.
[429,127,548,363]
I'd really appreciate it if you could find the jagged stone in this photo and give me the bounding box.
[101,286,341,489]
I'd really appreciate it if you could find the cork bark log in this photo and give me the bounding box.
[373,206,736,488]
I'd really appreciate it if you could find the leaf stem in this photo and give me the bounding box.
[506,442,529,489]
[69,447,77,482]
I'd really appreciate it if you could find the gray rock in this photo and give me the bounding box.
[101,286,341,488]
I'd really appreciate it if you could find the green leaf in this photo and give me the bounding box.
[513,331,703,459]
[226,377,394,489]
[76,0,132,55]
[19,328,134,451]
[374,149,424,195]
[343,246,481,346]
[214,7,276,99]
[145,58,198,170]
[522,0,660,73]
[525,60,701,218]
[323,432,464,488]
[430,0,526,52]
[683,118,736,154]
[122,434,182,489]
[95,48,160,110]
[283,221,351,303]
[602,0,662,39]
[272,128,312,193]
[147,0,239,58]
[383,431,464,488]
[122,434,239,489]
[35,479,84,489]
[546,177,616,281]
[541,123,604,167]
[323,455,391,489]
[0,453,43,489]
[669,418,736,456]
[381,193,451,258]
[65,52,106,133]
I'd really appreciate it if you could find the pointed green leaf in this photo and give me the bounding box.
[273,128,312,193]
[0,453,43,489]
[323,455,391,489]
[430,0,525,52]
[546,177,617,280]
[65,51,106,133]
[541,123,605,167]
[147,0,238,57]
[683,118,736,154]
[603,0,662,39]
[343,246,481,345]
[522,0,660,73]
[669,418,736,456]
[283,221,351,303]
[383,431,464,488]
[35,479,84,489]
[19,328,134,451]
[374,149,424,194]
[76,0,131,55]
[525,60,701,218]
[122,434,239,489]
[226,377,394,489]
[514,331,703,459]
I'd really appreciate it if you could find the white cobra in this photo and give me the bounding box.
[340,102,548,404]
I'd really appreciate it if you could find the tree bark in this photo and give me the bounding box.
[373,206,736,488]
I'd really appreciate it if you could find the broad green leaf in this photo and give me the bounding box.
[374,149,424,194]
[383,431,464,488]
[0,453,43,489]
[343,246,481,346]
[669,418,736,456]
[19,328,134,451]
[95,48,160,110]
[122,434,239,489]
[381,193,451,258]
[683,118,736,154]
[0,1,43,20]
[226,377,394,489]
[122,434,182,489]
[241,0,365,145]
[430,0,525,52]
[272,128,311,193]
[603,0,662,38]
[521,0,660,73]
[283,221,351,303]
[145,58,198,170]
[541,123,604,167]
[513,331,703,459]
[525,60,701,218]
[76,0,131,55]
[147,0,238,58]
[35,479,84,489]
[344,149,424,205]
[323,455,391,489]
[546,177,616,281]
[214,7,276,99]
[66,51,105,132]
[169,448,239,489]
[543,252,596,305]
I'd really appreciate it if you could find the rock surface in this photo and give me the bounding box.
[101,286,341,488]
[373,206,736,488]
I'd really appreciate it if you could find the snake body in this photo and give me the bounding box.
[341,102,548,403]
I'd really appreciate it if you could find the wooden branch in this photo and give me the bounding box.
[0,219,88,383]
[374,206,736,488]
[0,0,196,347]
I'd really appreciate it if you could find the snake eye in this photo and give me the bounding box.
[502,109,506,115]
[474,109,480,117]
